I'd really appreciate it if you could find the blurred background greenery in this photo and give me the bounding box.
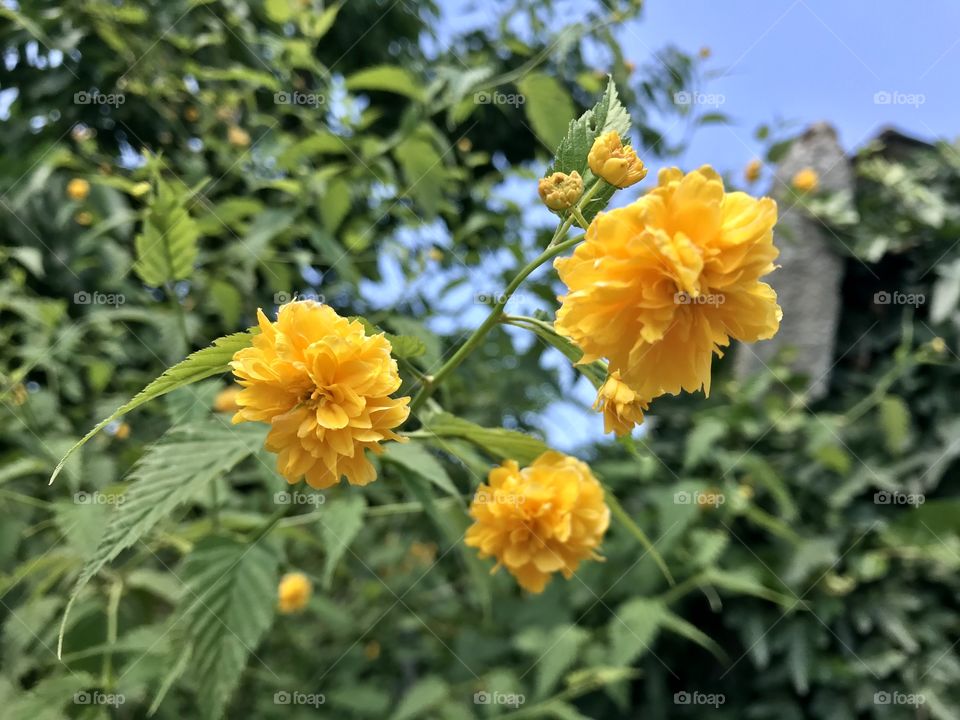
[2,1,960,718]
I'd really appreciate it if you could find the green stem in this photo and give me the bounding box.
[409,233,585,414]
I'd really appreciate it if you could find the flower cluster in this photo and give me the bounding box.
[465,451,610,593]
[555,160,781,435]
[230,301,410,488]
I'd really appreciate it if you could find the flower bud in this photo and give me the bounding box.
[67,178,90,201]
[587,132,647,188]
[538,170,584,211]
[744,158,762,184]
[791,167,819,192]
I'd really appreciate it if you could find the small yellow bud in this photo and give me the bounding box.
[457,137,473,153]
[744,158,762,184]
[587,132,647,188]
[791,167,819,192]
[67,178,90,201]
[184,106,200,122]
[278,572,312,614]
[931,337,947,354]
[213,385,243,413]
[737,484,754,500]
[11,383,27,406]
[227,126,251,147]
[364,640,381,660]
[130,181,151,198]
[113,422,131,440]
[74,211,93,226]
[624,60,636,74]
[699,46,712,59]
[538,170,584,211]
[427,248,444,262]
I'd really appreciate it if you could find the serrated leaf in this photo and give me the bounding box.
[608,597,664,666]
[49,329,257,485]
[391,676,449,720]
[134,178,200,286]
[517,72,576,151]
[385,333,427,359]
[176,536,278,720]
[58,419,264,656]
[320,494,366,588]
[420,412,548,465]
[521,624,589,698]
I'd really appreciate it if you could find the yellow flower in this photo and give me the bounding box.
[278,571,312,613]
[213,384,243,413]
[231,301,410,488]
[538,170,584,211]
[465,451,609,593]
[130,181,151,198]
[792,167,819,192]
[593,371,648,436]
[67,178,90,201]
[74,211,93,226]
[931,337,947,354]
[587,131,647,188]
[745,158,762,184]
[555,166,781,400]
[227,126,251,147]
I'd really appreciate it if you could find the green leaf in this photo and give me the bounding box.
[385,333,427,359]
[391,676,449,720]
[264,0,292,22]
[517,72,576,151]
[879,395,911,455]
[48,329,256,485]
[300,1,341,38]
[320,494,367,588]
[320,177,351,233]
[134,178,200,287]
[384,440,461,500]
[346,65,424,101]
[660,608,727,662]
[176,536,278,720]
[420,412,549,464]
[517,624,589,698]
[503,316,606,388]
[58,419,264,657]
[607,597,664,666]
